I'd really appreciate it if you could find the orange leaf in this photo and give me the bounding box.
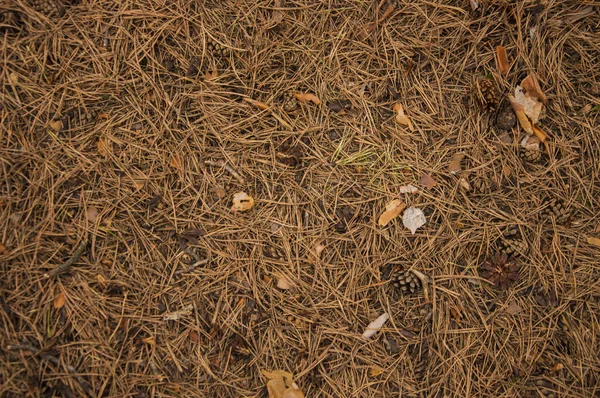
[495,46,510,75]
[49,120,62,132]
[378,199,406,226]
[231,192,254,212]
[521,73,547,104]
[243,98,270,110]
[587,236,600,248]
[393,103,415,131]
[0,242,6,255]
[531,124,548,143]
[53,292,66,309]
[170,154,183,170]
[448,152,465,174]
[509,96,534,134]
[294,92,321,105]
[420,172,437,189]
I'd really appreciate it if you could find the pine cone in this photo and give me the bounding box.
[480,252,519,289]
[471,174,496,194]
[541,199,571,224]
[390,269,422,295]
[206,37,230,57]
[475,77,499,111]
[61,107,97,131]
[520,147,543,164]
[495,104,517,131]
[28,0,65,17]
[496,227,528,257]
[282,91,297,113]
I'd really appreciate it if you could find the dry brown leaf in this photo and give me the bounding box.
[521,73,547,104]
[214,186,226,199]
[49,120,62,132]
[205,69,219,80]
[97,112,109,120]
[276,275,293,290]
[509,96,534,134]
[243,97,270,110]
[86,206,99,222]
[551,363,564,373]
[502,165,513,177]
[8,72,19,85]
[169,154,183,170]
[448,152,465,174]
[53,292,66,309]
[96,274,107,286]
[497,131,512,144]
[458,177,471,191]
[189,330,200,343]
[131,178,146,190]
[587,236,600,248]
[314,244,325,258]
[369,366,384,377]
[378,199,406,226]
[262,369,305,398]
[495,46,510,75]
[97,138,110,157]
[392,103,415,131]
[231,192,255,212]
[520,135,541,151]
[294,92,321,105]
[505,299,522,315]
[0,243,7,255]
[420,172,437,189]
[531,124,549,143]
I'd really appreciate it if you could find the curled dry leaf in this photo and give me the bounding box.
[402,207,426,234]
[448,152,465,174]
[243,97,270,110]
[520,134,541,151]
[231,192,254,212]
[369,366,384,377]
[49,120,62,132]
[362,312,389,339]
[420,172,437,189]
[53,292,66,309]
[392,103,415,131]
[262,369,305,398]
[294,92,321,105]
[378,199,406,227]
[399,184,418,194]
[495,46,510,75]
[531,124,548,142]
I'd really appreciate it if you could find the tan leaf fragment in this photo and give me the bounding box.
[170,154,183,170]
[369,366,384,377]
[505,299,522,315]
[458,177,471,191]
[362,312,389,339]
[53,292,66,309]
[399,184,418,194]
[49,120,62,132]
[495,46,510,75]
[509,96,534,134]
[243,97,270,110]
[262,369,305,398]
[420,172,437,189]
[520,135,541,151]
[521,73,547,104]
[97,138,110,157]
[276,274,294,290]
[86,206,99,222]
[587,236,600,248]
[294,92,321,105]
[393,103,415,131]
[378,199,406,226]
[231,192,254,212]
[164,304,193,321]
[448,152,465,174]
[531,124,549,143]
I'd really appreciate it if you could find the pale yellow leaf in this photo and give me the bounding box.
[262,370,304,398]
[509,96,534,135]
[378,199,406,226]
[231,192,254,212]
[53,292,66,309]
[531,124,549,143]
[587,236,600,248]
[276,275,293,290]
[393,103,415,131]
[369,366,384,377]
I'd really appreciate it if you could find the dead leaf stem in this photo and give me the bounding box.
[44,240,88,279]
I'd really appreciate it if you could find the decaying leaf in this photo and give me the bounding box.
[170,154,183,170]
[262,369,305,398]
[399,184,418,194]
[495,46,510,75]
[362,312,389,339]
[0,243,7,255]
[509,74,548,137]
[420,172,437,189]
[402,207,426,234]
[369,366,384,377]
[53,292,66,309]
[97,137,110,157]
[520,134,541,151]
[505,299,522,315]
[393,103,415,131]
[49,120,62,132]
[314,244,325,258]
[587,236,600,248]
[521,74,547,104]
[276,274,294,290]
[231,192,255,212]
[294,92,321,105]
[378,199,406,226]
[458,177,471,191]
[531,124,548,143]
[164,304,193,321]
[448,152,465,174]
[86,206,99,222]
[510,86,543,125]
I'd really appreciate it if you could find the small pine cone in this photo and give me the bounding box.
[282,91,297,113]
[390,269,422,295]
[541,199,571,224]
[520,147,543,164]
[206,37,230,57]
[495,104,517,131]
[471,174,496,194]
[497,237,528,257]
[475,77,499,111]
[408,342,429,379]
[61,108,97,130]
[28,0,65,17]
[263,245,284,260]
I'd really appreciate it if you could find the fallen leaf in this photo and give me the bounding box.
[393,103,415,131]
[314,244,325,257]
[502,165,513,177]
[276,274,294,290]
[520,134,540,151]
[420,172,437,189]
[53,292,66,309]
[49,120,62,132]
[378,199,406,226]
[362,312,389,339]
[497,131,512,144]
[189,330,200,343]
[402,207,426,234]
[327,99,351,112]
[505,299,522,315]
[142,336,156,345]
[214,186,226,199]
[495,46,510,75]
[262,369,305,398]
[96,274,107,286]
[587,236,600,248]
[164,304,193,321]
[231,192,254,212]
[170,154,183,170]
[448,152,465,174]
[131,178,146,190]
[8,72,19,85]
[580,104,592,114]
[458,177,471,191]
[97,112,109,120]
[550,363,564,373]
[205,69,219,80]
[511,86,543,124]
[369,366,384,377]
[0,243,7,255]
[531,124,548,143]
[521,73,547,104]
[243,97,270,110]
[97,138,109,157]
[294,92,321,105]
[86,206,99,222]
[399,184,418,194]
[509,96,534,134]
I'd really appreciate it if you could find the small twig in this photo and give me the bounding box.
[44,240,88,279]
[175,258,210,275]
[410,269,430,301]
[7,344,94,397]
[204,160,245,184]
[243,97,292,130]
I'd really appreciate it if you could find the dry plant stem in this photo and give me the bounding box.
[242,97,292,130]
[410,269,430,301]
[44,240,88,279]
[175,258,210,275]
[7,345,94,397]
[204,160,245,184]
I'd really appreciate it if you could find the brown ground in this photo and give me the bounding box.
[1,1,599,397]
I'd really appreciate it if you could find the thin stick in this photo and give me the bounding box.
[175,258,210,275]
[7,344,94,397]
[204,160,245,184]
[44,240,88,279]
[410,269,430,302]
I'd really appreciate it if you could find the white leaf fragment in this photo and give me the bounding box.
[402,207,427,234]
[362,312,389,339]
[399,184,418,194]
[163,304,193,321]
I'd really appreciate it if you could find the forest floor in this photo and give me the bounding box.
[1,0,599,397]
